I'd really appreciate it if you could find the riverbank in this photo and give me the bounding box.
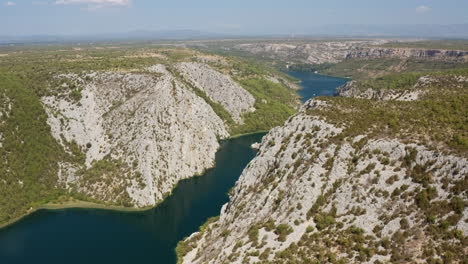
[228,130,268,139]
[0,133,265,264]
[0,199,154,230]
[286,71,349,102]
[0,131,268,231]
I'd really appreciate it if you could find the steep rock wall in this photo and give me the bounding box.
[43,65,229,206]
[346,47,468,62]
[175,62,256,123]
[180,74,468,263]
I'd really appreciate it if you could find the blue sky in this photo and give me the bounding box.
[1,0,468,36]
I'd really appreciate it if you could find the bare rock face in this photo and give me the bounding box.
[346,47,468,62]
[337,79,425,101]
[180,96,467,263]
[175,62,256,123]
[338,74,468,101]
[234,40,388,64]
[43,65,229,206]
[234,41,468,66]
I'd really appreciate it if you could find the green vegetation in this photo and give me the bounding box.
[308,69,468,153]
[356,72,422,91]
[0,43,299,227]
[0,72,66,224]
[189,85,236,127]
[321,58,468,80]
[376,40,468,51]
[232,79,297,135]
[283,63,335,73]
[175,216,219,264]
[258,68,468,264]
[195,52,299,135]
[274,223,293,242]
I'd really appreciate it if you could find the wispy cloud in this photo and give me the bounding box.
[32,1,49,5]
[5,1,16,6]
[55,0,130,10]
[416,5,431,14]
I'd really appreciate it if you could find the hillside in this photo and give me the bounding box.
[0,46,298,226]
[178,70,467,264]
[193,39,468,80]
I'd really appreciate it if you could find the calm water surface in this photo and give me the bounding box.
[0,133,264,264]
[287,71,348,102]
[0,72,346,264]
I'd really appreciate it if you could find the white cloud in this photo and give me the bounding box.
[5,1,16,6]
[416,5,431,14]
[55,0,130,10]
[56,0,129,5]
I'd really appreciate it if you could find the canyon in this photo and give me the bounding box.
[231,40,468,65]
[179,70,468,264]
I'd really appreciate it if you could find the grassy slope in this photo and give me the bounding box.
[232,79,297,135]
[201,55,299,136]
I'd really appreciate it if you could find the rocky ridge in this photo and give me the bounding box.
[233,41,468,66]
[42,62,255,207]
[337,78,426,101]
[346,47,468,62]
[179,72,468,264]
[234,40,387,64]
[0,47,301,226]
[175,62,256,123]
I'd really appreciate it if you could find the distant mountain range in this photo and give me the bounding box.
[1,24,467,45]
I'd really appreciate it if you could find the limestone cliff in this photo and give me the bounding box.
[43,64,231,206]
[179,71,468,264]
[346,47,468,62]
[175,62,256,123]
[233,41,468,67]
[234,40,387,65]
[0,47,299,226]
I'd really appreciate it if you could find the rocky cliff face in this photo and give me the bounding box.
[0,46,301,226]
[337,77,428,101]
[234,40,387,64]
[175,62,256,123]
[43,64,232,206]
[346,47,468,62]
[233,41,468,66]
[179,72,468,264]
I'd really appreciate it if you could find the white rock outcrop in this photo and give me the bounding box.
[175,62,256,123]
[234,40,388,64]
[181,97,467,264]
[43,65,229,206]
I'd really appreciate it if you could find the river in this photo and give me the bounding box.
[0,72,348,264]
[287,71,348,102]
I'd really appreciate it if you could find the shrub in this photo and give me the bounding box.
[275,224,293,242]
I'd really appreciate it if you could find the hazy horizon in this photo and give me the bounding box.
[1,0,468,37]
